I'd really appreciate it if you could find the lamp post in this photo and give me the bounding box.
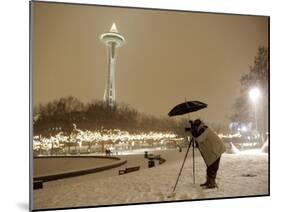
[249,87,261,132]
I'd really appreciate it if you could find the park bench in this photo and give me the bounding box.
[158,158,166,164]
[147,154,166,165]
[147,154,155,160]
[119,166,140,175]
[33,180,43,190]
[154,155,161,160]
[147,154,161,160]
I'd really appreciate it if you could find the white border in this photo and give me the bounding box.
[0,0,280,212]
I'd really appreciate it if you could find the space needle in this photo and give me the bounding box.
[100,23,126,107]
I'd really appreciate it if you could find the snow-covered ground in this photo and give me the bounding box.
[33,148,268,210]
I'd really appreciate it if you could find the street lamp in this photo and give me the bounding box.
[249,87,261,131]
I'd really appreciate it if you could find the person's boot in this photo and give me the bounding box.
[205,177,217,189]
[200,176,210,187]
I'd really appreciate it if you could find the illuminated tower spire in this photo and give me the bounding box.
[100,23,125,107]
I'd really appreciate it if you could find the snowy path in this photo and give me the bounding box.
[33,149,268,210]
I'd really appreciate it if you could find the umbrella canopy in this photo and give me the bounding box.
[168,101,207,117]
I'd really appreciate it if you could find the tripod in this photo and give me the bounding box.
[172,136,196,193]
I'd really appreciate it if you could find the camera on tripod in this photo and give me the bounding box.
[184,119,202,148]
[185,119,203,136]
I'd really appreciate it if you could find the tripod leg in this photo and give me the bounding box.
[192,138,195,184]
[172,138,193,193]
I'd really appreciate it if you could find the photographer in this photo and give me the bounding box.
[186,119,226,189]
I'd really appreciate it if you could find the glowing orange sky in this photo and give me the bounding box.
[32,2,268,124]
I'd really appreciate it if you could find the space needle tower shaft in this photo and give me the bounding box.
[100,23,125,107]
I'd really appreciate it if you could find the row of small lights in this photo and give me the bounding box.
[33,128,179,151]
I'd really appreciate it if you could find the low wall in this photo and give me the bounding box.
[33,155,127,182]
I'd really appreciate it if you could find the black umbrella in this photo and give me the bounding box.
[168,100,207,117]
